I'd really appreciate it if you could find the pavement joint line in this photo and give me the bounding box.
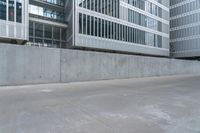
[1,74,200,90]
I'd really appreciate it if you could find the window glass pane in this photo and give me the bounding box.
[44,24,52,39]
[83,14,86,34]
[79,13,82,33]
[95,17,98,36]
[35,38,43,43]
[102,20,104,38]
[105,20,107,38]
[98,18,101,37]
[91,16,94,36]
[29,21,33,37]
[53,41,60,48]
[9,0,15,21]
[16,0,22,23]
[53,27,60,40]
[83,0,86,8]
[0,0,6,20]
[78,0,83,7]
[61,28,66,41]
[87,0,90,9]
[44,39,52,47]
[35,23,43,38]
[95,0,97,12]
[87,15,90,35]
[29,37,34,42]
[108,21,111,39]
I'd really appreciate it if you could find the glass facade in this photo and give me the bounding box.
[0,0,22,23]
[28,0,67,47]
[0,0,169,56]
[0,0,6,20]
[170,0,187,6]
[9,0,14,21]
[127,8,169,34]
[76,0,169,55]
[78,0,120,18]
[170,0,200,57]
[16,0,22,23]
[42,0,64,6]
[29,4,65,22]
[125,0,169,20]
[0,0,27,42]
[79,13,164,48]
[155,0,169,7]
[170,0,200,17]
[29,21,66,48]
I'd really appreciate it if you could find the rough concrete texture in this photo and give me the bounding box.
[0,44,61,85]
[60,49,200,82]
[1,43,200,85]
[0,75,200,133]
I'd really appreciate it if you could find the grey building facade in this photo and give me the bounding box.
[0,0,170,57]
[28,0,67,48]
[73,0,170,56]
[170,0,200,58]
[0,0,29,43]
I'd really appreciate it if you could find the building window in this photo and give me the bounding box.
[83,14,86,34]
[29,21,34,37]
[9,0,15,21]
[53,40,60,48]
[29,21,67,48]
[53,27,60,40]
[77,13,166,48]
[95,17,98,36]
[35,23,43,38]
[61,28,66,41]
[16,0,22,23]
[0,0,6,20]
[44,24,52,39]
[87,15,90,35]
[91,16,94,36]
[79,0,119,18]
[79,13,82,34]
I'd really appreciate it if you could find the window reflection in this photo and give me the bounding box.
[9,0,15,21]
[0,0,6,20]
[79,0,119,18]
[29,21,67,48]
[42,0,64,6]
[16,0,22,23]
[78,13,166,48]
[29,4,65,22]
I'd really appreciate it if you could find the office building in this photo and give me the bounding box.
[170,0,200,58]
[0,0,170,56]
[0,0,28,43]
[28,0,67,48]
[73,0,170,56]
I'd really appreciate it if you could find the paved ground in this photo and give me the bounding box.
[0,75,200,133]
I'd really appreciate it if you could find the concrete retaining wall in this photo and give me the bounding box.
[0,44,61,85]
[1,43,200,86]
